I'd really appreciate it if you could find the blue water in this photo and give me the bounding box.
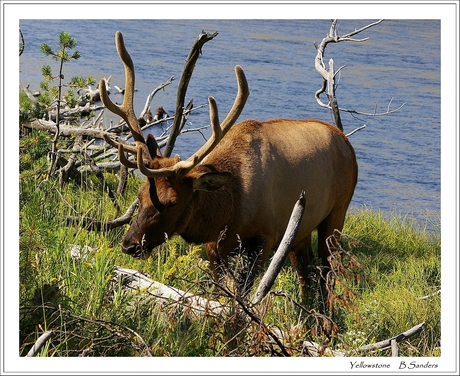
[19,19,441,228]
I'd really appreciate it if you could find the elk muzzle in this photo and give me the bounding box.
[121,234,152,260]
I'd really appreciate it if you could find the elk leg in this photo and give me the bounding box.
[289,234,314,300]
[234,236,269,298]
[316,211,347,278]
[205,242,228,284]
[316,211,348,316]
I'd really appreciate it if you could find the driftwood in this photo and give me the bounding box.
[138,75,175,120]
[80,75,112,103]
[20,83,38,105]
[112,266,228,317]
[353,322,425,355]
[297,322,425,357]
[24,119,112,139]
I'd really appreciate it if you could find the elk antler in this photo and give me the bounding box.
[100,31,249,179]
[138,64,249,178]
[99,31,152,167]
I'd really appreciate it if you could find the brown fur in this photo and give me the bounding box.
[123,118,358,297]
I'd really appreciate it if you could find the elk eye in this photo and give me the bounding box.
[169,200,177,207]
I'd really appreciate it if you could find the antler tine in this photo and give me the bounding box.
[136,65,249,179]
[99,31,153,173]
[219,65,250,132]
[118,144,138,169]
[100,31,145,144]
[182,65,248,168]
[178,65,249,173]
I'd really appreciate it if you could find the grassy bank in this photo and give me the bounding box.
[19,131,441,357]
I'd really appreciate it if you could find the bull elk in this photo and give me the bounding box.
[100,31,358,299]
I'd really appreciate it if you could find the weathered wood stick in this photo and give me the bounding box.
[354,322,425,354]
[112,266,227,317]
[26,330,54,357]
[251,191,306,305]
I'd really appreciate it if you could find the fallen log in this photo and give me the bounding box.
[23,119,111,139]
[112,266,228,317]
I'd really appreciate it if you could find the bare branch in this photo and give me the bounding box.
[354,322,425,355]
[342,99,406,117]
[340,19,384,40]
[26,331,55,357]
[252,191,306,305]
[163,30,218,157]
[313,19,403,130]
[65,199,138,232]
[138,75,175,119]
[19,27,25,56]
[346,124,367,137]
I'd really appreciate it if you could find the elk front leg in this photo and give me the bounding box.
[205,242,228,284]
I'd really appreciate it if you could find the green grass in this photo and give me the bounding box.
[19,131,441,357]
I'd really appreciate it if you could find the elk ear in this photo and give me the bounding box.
[192,172,231,191]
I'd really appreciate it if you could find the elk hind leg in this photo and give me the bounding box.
[316,210,347,280]
[317,210,348,315]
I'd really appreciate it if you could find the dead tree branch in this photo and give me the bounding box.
[252,191,306,305]
[112,266,228,317]
[163,30,218,157]
[138,75,175,119]
[314,19,404,131]
[299,322,424,356]
[65,199,138,232]
[353,322,425,355]
[19,27,25,56]
[26,330,55,357]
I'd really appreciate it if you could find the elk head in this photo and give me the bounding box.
[99,31,249,259]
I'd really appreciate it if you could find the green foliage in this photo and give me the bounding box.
[19,130,50,172]
[39,31,79,62]
[20,32,96,125]
[34,32,94,119]
[335,209,441,356]
[19,134,441,357]
[20,92,44,124]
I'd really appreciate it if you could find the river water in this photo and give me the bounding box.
[19,19,441,229]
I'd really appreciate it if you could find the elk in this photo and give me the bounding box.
[100,31,358,298]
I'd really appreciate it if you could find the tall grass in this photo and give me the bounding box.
[19,131,441,357]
